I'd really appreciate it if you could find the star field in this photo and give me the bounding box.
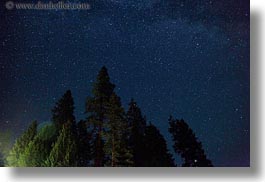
[0,0,249,166]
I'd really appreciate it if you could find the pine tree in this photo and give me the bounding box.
[20,137,47,167]
[45,121,77,167]
[20,123,57,167]
[86,66,115,166]
[115,138,134,167]
[52,90,75,132]
[76,120,92,167]
[6,120,38,167]
[104,93,133,167]
[126,99,146,166]
[168,116,213,167]
[143,123,175,167]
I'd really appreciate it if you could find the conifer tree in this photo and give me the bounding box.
[52,90,75,132]
[45,121,77,167]
[126,99,146,166]
[6,120,37,167]
[168,116,213,167]
[143,123,175,167]
[86,66,115,166]
[20,123,57,167]
[104,93,133,167]
[76,120,92,167]
[20,137,47,167]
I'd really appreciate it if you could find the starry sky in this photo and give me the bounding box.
[0,0,249,166]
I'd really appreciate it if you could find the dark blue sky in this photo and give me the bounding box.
[0,0,249,166]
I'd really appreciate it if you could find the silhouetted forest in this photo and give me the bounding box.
[1,67,213,167]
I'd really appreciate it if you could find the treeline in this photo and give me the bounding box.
[3,66,213,167]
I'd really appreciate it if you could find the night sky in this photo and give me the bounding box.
[0,0,249,166]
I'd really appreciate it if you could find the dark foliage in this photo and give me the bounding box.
[169,116,213,167]
[86,66,115,166]
[105,93,133,166]
[143,123,175,167]
[52,90,75,132]
[76,120,92,167]
[126,99,147,166]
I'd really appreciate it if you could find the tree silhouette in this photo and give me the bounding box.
[168,116,213,167]
[52,90,75,132]
[4,66,218,167]
[126,99,146,166]
[86,66,115,166]
[76,120,92,167]
[143,123,175,167]
[104,93,133,166]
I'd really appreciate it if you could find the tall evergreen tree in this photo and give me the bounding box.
[126,99,146,166]
[76,120,92,167]
[168,116,213,167]
[45,121,77,167]
[104,93,133,167]
[86,66,115,166]
[52,90,75,132]
[6,120,37,167]
[143,123,175,167]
